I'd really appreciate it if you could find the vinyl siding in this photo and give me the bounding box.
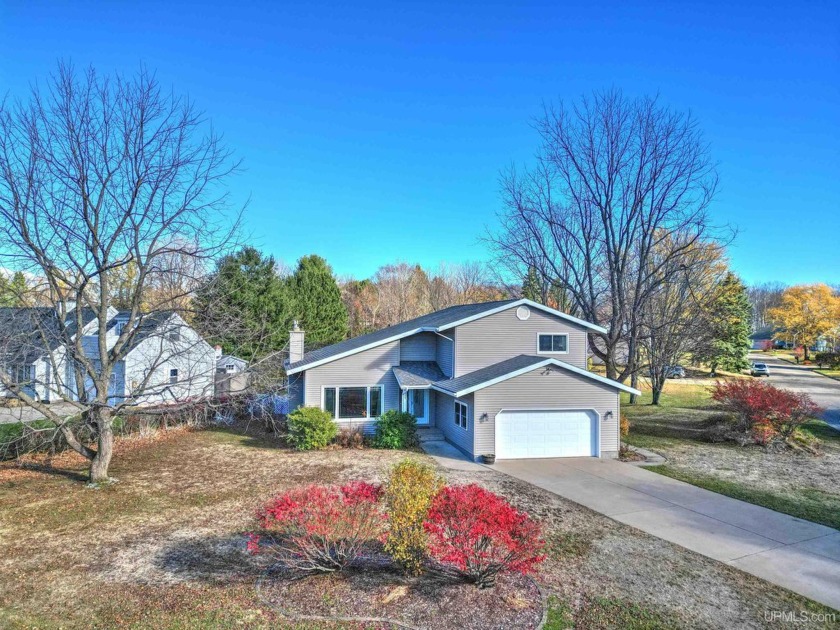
[303,340,401,429]
[435,329,455,377]
[435,390,473,456]
[400,332,436,362]
[454,307,589,375]
[472,367,620,459]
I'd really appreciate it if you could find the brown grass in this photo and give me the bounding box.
[1,424,835,629]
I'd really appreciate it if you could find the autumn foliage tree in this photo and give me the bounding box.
[768,284,840,361]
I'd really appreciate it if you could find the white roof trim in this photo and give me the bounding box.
[286,299,607,375]
[436,357,641,397]
[437,298,607,333]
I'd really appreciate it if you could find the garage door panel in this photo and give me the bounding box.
[495,410,597,459]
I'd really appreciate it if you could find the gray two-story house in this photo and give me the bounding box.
[286,299,639,461]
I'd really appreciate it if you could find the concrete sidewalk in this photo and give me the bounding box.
[494,457,840,610]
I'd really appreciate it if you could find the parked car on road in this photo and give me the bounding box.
[750,363,770,377]
[650,365,686,378]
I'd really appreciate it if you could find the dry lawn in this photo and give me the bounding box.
[623,382,840,529]
[0,425,836,629]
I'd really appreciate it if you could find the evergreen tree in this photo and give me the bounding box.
[0,271,27,306]
[193,247,291,358]
[287,255,349,346]
[696,272,752,374]
[522,266,542,302]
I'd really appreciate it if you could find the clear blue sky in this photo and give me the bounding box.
[1,1,838,285]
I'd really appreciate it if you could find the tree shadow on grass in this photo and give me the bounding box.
[6,461,89,483]
[154,532,266,584]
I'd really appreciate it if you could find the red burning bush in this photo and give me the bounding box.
[423,484,545,588]
[711,379,821,443]
[250,481,384,572]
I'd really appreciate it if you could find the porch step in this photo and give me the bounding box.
[417,427,445,442]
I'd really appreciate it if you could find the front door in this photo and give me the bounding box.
[403,389,429,425]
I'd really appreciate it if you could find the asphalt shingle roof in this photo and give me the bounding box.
[0,307,97,363]
[288,300,517,371]
[392,361,447,388]
[433,355,546,395]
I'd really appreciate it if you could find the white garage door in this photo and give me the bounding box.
[495,409,598,459]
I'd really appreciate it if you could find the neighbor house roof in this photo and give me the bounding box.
[431,354,642,397]
[392,361,447,388]
[286,299,607,374]
[0,307,97,363]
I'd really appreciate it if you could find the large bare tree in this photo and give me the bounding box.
[489,90,723,381]
[0,64,239,482]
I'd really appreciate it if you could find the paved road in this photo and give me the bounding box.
[0,402,77,425]
[750,353,840,430]
[495,457,840,610]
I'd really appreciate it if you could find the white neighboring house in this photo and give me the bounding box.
[213,345,250,397]
[0,306,216,406]
[215,346,248,375]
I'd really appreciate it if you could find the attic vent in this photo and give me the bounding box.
[516,306,531,321]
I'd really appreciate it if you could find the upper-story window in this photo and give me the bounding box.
[114,319,129,336]
[225,363,236,373]
[537,333,569,354]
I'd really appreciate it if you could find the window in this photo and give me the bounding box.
[169,369,179,384]
[225,363,236,373]
[324,387,336,418]
[323,386,384,420]
[339,387,367,418]
[114,319,128,336]
[537,333,568,354]
[167,328,182,342]
[369,386,382,418]
[454,400,468,430]
[8,365,32,384]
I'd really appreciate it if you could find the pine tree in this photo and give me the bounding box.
[697,272,752,374]
[522,266,542,302]
[287,255,349,346]
[0,271,27,306]
[193,247,291,358]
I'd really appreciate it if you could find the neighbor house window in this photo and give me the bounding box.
[454,400,468,430]
[225,364,235,373]
[169,369,179,384]
[8,365,33,384]
[114,319,128,335]
[323,386,384,420]
[537,333,568,354]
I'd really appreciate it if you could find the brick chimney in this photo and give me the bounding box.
[289,320,305,364]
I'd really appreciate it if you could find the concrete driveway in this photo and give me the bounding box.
[494,457,840,610]
[751,353,840,430]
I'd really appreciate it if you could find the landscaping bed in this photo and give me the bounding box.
[623,383,840,529]
[1,423,836,629]
[259,564,543,629]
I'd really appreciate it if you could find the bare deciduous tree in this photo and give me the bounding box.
[0,63,240,482]
[489,90,724,382]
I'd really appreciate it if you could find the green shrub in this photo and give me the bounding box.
[384,458,444,575]
[372,410,418,449]
[286,407,337,450]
